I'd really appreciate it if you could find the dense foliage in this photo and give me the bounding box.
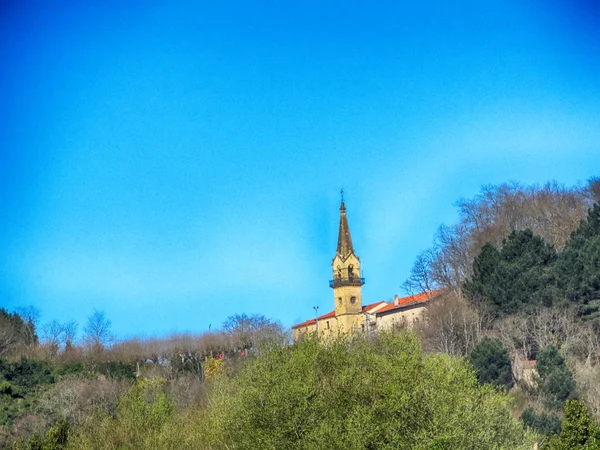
[469,337,513,389]
[536,346,576,411]
[464,204,600,321]
[54,331,535,450]
[520,408,561,437]
[556,204,600,322]
[403,181,596,294]
[542,400,600,450]
[464,230,559,315]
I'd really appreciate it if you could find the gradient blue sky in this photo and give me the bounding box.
[1,1,599,338]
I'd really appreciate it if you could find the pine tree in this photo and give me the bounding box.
[542,400,600,449]
[469,337,513,389]
[556,204,600,322]
[464,229,559,315]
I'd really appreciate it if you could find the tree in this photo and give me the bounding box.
[589,177,600,204]
[83,311,112,352]
[402,249,437,295]
[469,337,513,389]
[494,307,592,367]
[0,310,19,358]
[52,379,172,450]
[41,321,64,358]
[464,230,559,316]
[536,346,576,411]
[14,306,40,349]
[0,309,38,358]
[62,321,78,356]
[555,204,600,323]
[542,400,600,449]
[222,313,287,353]
[416,290,486,356]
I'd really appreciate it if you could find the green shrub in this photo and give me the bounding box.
[521,408,561,436]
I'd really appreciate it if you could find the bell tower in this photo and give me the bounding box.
[330,192,365,331]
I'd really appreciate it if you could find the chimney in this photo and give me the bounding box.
[394,295,399,306]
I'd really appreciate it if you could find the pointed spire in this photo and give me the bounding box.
[336,193,354,259]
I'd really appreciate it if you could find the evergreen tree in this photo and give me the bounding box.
[0,309,38,358]
[542,400,600,450]
[556,204,600,322]
[469,337,513,389]
[464,229,559,315]
[536,346,576,411]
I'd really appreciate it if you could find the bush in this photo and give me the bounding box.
[521,408,561,436]
[66,378,173,449]
[193,331,535,449]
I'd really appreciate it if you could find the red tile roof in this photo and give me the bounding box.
[363,301,387,312]
[292,310,336,329]
[375,291,436,315]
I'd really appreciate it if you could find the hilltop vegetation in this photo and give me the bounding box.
[3,329,537,450]
[1,177,600,449]
[407,178,600,447]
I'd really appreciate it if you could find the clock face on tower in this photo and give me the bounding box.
[350,296,357,304]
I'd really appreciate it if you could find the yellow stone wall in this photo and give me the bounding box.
[374,305,427,331]
[292,312,365,340]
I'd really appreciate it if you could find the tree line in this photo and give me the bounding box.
[0,310,287,447]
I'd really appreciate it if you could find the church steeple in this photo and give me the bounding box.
[330,193,364,327]
[336,200,354,259]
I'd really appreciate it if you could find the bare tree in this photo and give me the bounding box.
[83,310,113,352]
[416,290,488,356]
[529,307,585,355]
[494,314,533,364]
[62,321,78,349]
[0,313,17,358]
[37,377,129,425]
[402,249,436,295]
[41,320,64,358]
[588,177,600,204]
[572,362,600,418]
[494,305,595,371]
[222,314,288,353]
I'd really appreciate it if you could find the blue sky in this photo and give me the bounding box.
[1,1,599,338]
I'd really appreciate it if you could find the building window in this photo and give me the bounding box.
[338,297,342,305]
[326,321,330,329]
[348,265,354,280]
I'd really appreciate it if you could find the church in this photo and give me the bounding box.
[292,197,435,341]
